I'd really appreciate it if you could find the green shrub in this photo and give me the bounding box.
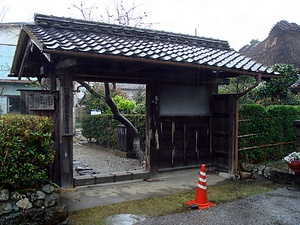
[0,114,54,190]
[106,95,136,114]
[238,104,299,164]
[82,114,146,151]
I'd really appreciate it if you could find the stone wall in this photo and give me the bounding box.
[239,163,294,184]
[0,184,68,225]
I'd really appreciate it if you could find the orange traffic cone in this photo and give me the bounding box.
[186,164,216,209]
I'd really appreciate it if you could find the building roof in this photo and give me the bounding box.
[0,79,31,83]
[11,14,279,82]
[239,20,300,69]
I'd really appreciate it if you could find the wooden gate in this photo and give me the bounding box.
[211,94,237,174]
[20,90,60,186]
[158,116,210,171]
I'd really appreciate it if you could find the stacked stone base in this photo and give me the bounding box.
[0,185,68,225]
[239,163,294,184]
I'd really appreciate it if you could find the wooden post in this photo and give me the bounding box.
[228,95,237,175]
[235,98,239,173]
[146,82,160,177]
[59,75,74,188]
[20,90,61,186]
[49,75,57,91]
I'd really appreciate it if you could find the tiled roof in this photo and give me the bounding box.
[21,14,278,77]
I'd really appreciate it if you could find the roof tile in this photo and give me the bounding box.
[24,14,279,76]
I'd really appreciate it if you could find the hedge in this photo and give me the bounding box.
[82,114,146,151]
[82,105,300,165]
[0,114,54,190]
[238,104,300,164]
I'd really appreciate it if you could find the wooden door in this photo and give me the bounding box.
[211,94,237,174]
[158,116,210,171]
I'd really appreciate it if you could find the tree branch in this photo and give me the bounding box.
[78,80,145,165]
[77,80,104,99]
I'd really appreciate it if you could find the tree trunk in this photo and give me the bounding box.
[77,80,145,165]
[104,82,145,166]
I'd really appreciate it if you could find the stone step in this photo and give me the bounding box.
[73,170,149,187]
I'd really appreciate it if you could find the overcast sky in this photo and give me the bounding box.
[1,0,300,50]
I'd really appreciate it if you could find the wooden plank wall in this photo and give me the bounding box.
[158,116,210,171]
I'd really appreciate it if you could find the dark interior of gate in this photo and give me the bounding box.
[10,14,279,188]
[158,116,210,171]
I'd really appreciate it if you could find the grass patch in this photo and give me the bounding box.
[67,180,282,225]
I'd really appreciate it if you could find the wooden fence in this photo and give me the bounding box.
[237,117,296,163]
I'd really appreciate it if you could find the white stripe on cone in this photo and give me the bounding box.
[199,177,206,182]
[198,183,207,190]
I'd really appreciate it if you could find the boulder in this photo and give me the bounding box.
[0,189,9,202]
[0,202,12,215]
[44,193,60,208]
[33,199,44,208]
[42,184,55,194]
[44,203,68,225]
[24,208,44,223]
[30,192,38,202]
[9,192,20,201]
[240,172,253,179]
[36,190,46,200]
[240,163,255,172]
[0,212,23,225]
[16,198,32,209]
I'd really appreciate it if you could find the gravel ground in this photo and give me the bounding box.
[73,141,144,175]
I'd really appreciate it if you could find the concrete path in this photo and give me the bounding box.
[59,169,232,212]
[137,187,300,225]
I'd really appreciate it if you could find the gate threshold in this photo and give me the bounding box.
[74,170,149,187]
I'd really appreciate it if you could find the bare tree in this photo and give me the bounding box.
[69,1,97,21]
[70,0,154,27]
[105,0,152,27]
[0,4,8,22]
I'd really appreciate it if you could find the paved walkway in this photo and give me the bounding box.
[59,169,232,212]
[59,169,300,225]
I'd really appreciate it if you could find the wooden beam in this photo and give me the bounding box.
[17,39,32,79]
[56,58,78,69]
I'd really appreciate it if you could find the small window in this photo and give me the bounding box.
[159,84,211,116]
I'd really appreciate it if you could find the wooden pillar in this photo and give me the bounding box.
[146,82,160,177]
[228,95,237,175]
[59,75,73,188]
[49,75,57,90]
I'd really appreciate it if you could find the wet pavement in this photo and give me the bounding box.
[137,187,300,225]
[59,169,232,212]
[59,168,300,225]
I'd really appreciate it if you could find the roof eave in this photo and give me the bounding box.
[41,48,281,79]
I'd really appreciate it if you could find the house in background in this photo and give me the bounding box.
[239,20,300,91]
[239,20,300,69]
[0,23,39,114]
